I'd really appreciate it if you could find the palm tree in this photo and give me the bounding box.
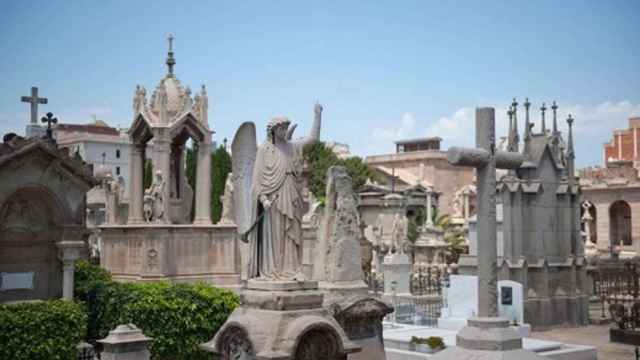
[433,212,467,264]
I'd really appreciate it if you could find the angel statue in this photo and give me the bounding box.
[232,103,322,281]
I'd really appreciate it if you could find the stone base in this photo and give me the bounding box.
[318,280,369,308]
[202,281,361,360]
[430,317,546,360]
[100,224,241,291]
[429,347,548,360]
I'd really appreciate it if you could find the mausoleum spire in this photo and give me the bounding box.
[523,98,532,155]
[510,98,519,152]
[551,101,560,156]
[166,33,176,76]
[540,102,547,134]
[566,114,575,181]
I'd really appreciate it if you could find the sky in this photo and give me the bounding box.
[1,1,638,167]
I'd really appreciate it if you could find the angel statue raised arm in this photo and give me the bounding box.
[232,103,323,281]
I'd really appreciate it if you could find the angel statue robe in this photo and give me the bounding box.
[248,139,304,279]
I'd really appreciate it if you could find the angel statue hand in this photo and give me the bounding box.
[260,195,272,209]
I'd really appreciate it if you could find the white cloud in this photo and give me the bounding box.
[364,100,640,166]
[372,112,417,142]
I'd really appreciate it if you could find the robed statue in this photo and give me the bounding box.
[232,103,322,280]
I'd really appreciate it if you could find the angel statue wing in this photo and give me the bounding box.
[232,122,257,235]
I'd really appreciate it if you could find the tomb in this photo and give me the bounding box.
[0,132,97,302]
[99,36,241,289]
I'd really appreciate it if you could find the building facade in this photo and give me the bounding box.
[365,137,475,216]
[603,117,640,166]
[54,121,131,199]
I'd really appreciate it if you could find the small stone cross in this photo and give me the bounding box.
[21,87,48,125]
[41,112,58,140]
[447,108,525,318]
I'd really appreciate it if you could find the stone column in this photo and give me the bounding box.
[56,239,84,300]
[194,140,212,225]
[98,324,153,360]
[426,189,434,226]
[128,143,145,224]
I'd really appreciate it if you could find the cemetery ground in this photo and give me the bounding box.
[530,324,635,360]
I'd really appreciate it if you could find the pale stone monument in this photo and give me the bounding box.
[0,133,97,302]
[413,186,448,269]
[314,166,369,304]
[313,165,392,360]
[203,103,361,360]
[99,36,240,289]
[431,107,545,360]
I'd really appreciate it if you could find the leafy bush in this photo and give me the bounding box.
[304,141,379,200]
[74,261,239,360]
[0,300,87,360]
[410,335,445,349]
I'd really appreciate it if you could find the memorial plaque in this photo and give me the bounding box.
[500,286,513,305]
[0,272,35,291]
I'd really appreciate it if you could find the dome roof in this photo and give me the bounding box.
[150,75,188,119]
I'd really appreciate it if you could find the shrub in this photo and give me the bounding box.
[0,300,87,360]
[74,261,239,360]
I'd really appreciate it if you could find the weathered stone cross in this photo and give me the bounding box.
[21,86,48,125]
[447,108,524,318]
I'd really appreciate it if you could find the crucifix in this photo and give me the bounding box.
[41,112,58,141]
[447,108,524,318]
[21,87,48,125]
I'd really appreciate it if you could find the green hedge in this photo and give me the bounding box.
[0,300,87,360]
[74,261,239,360]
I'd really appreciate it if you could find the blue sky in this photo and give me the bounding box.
[1,1,638,167]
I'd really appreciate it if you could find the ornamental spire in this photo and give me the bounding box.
[523,97,531,155]
[511,98,519,152]
[540,102,547,135]
[166,33,176,76]
[566,114,575,183]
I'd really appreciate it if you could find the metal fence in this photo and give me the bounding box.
[365,266,449,328]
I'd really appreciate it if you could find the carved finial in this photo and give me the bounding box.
[540,102,547,134]
[551,101,558,134]
[201,84,207,95]
[166,33,176,76]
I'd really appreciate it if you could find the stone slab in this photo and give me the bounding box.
[246,279,318,291]
[240,289,324,311]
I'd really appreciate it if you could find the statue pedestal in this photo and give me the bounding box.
[413,225,446,269]
[201,279,361,360]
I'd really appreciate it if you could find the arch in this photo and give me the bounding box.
[610,200,632,246]
[214,325,255,360]
[293,323,345,360]
[129,113,154,144]
[0,186,66,301]
[169,113,208,144]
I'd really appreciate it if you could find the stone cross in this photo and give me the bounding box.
[447,108,524,318]
[21,86,48,124]
[41,112,58,140]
